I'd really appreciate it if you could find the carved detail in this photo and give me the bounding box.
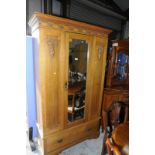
[41,21,108,37]
[46,36,59,57]
[97,44,104,60]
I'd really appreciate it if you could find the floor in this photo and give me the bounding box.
[26,132,104,155]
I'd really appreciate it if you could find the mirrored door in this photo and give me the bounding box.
[67,38,88,123]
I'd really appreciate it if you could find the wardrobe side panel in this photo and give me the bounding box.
[90,36,108,119]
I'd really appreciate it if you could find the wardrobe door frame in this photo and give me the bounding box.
[64,32,93,128]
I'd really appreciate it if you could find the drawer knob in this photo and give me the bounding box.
[57,139,63,143]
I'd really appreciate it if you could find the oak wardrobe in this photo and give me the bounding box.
[29,12,111,155]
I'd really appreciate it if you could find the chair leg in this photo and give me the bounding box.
[101,130,107,155]
[106,143,112,155]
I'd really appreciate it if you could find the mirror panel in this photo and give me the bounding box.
[67,39,88,122]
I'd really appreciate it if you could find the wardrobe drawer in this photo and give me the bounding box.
[46,131,72,153]
[45,121,99,153]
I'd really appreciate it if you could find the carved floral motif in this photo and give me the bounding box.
[97,44,104,60]
[46,36,59,57]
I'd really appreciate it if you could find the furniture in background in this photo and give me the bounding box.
[102,88,129,132]
[105,40,129,89]
[102,102,129,155]
[101,40,129,154]
[106,123,129,155]
[102,40,129,128]
[29,12,111,155]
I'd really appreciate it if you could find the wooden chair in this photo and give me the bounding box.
[106,138,121,155]
[101,102,129,155]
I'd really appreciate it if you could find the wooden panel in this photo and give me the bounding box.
[103,95,119,111]
[119,94,129,103]
[39,28,65,135]
[102,90,129,112]
[90,36,108,119]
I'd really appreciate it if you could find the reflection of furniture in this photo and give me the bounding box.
[29,13,111,155]
[106,123,129,155]
[102,102,129,155]
[71,44,87,74]
[68,84,85,122]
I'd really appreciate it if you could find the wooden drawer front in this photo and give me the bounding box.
[46,131,70,153]
[45,121,99,153]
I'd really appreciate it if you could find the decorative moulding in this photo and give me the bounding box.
[29,12,112,37]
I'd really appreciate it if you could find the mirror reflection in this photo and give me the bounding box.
[68,39,88,122]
